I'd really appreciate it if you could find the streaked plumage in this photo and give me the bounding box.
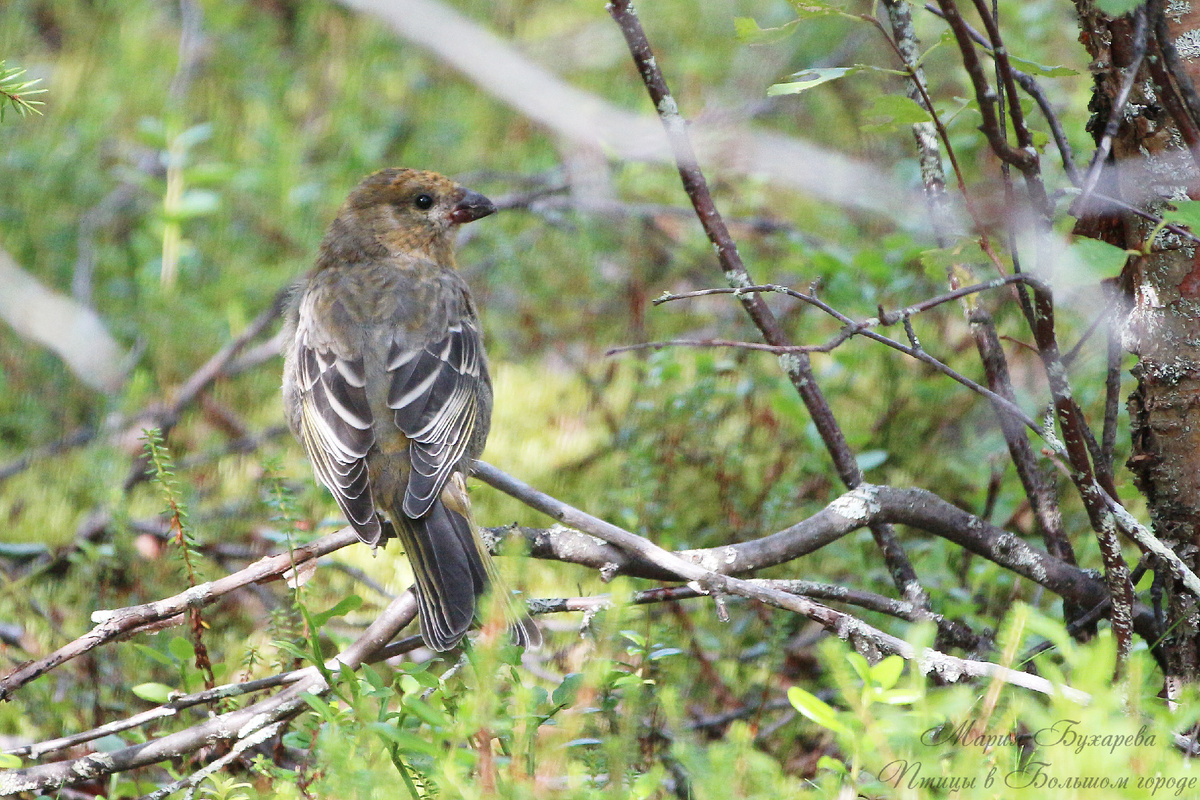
[283,168,539,651]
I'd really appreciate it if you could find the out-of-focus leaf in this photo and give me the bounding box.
[788,0,863,20]
[1163,200,1200,231]
[1007,55,1077,78]
[132,682,175,704]
[870,655,904,690]
[768,67,860,96]
[734,17,799,44]
[860,94,932,132]
[787,686,850,735]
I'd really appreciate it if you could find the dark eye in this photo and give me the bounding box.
[414,194,434,210]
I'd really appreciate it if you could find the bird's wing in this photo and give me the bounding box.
[387,287,485,519]
[294,300,383,544]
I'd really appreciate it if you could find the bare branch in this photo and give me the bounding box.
[607,0,927,607]
[0,593,417,795]
[0,527,357,701]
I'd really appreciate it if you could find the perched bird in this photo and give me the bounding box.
[283,168,539,651]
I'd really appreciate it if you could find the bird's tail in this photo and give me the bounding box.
[390,473,540,652]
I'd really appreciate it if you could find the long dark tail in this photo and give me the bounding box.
[391,481,540,652]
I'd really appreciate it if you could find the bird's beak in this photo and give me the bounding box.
[448,189,496,225]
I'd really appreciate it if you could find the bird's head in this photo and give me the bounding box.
[322,168,496,266]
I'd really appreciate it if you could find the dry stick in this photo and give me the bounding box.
[0,527,358,701]
[635,281,1049,439]
[881,0,955,241]
[476,461,1089,702]
[1101,282,1125,484]
[971,310,1076,565]
[6,454,1103,712]
[970,1,1129,648]
[1144,19,1200,167]
[9,633,431,762]
[0,592,418,796]
[490,479,1130,615]
[5,671,308,759]
[605,0,928,610]
[533,579,981,650]
[625,288,1200,615]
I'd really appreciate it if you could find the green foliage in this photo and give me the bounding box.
[786,610,1200,799]
[0,0,1165,796]
[0,58,44,120]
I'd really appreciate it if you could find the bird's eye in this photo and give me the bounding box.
[414,194,434,210]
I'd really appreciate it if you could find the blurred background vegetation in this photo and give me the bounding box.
[0,0,1188,798]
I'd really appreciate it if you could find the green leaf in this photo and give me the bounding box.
[767,67,859,96]
[1096,0,1141,16]
[845,651,871,684]
[869,655,904,690]
[734,17,799,45]
[311,594,364,628]
[1066,236,1129,279]
[552,672,584,707]
[0,753,22,768]
[920,242,986,282]
[0,541,49,558]
[272,638,310,662]
[860,94,932,132]
[817,755,848,776]
[367,722,441,755]
[299,691,339,722]
[1162,199,1200,231]
[403,696,451,728]
[649,646,684,660]
[132,682,175,704]
[787,686,849,735]
[1006,55,1077,78]
[175,122,214,151]
[787,0,863,20]
[877,688,922,705]
[168,636,195,662]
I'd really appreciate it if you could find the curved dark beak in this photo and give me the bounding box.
[448,189,496,225]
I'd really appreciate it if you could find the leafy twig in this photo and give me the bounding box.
[0,61,45,121]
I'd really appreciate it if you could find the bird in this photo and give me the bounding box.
[282,167,539,652]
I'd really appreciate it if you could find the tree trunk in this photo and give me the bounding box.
[1075,1,1200,686]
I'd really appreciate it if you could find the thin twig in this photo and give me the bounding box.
[606,0,927,607]
[921,1,1079,183]
[0,527,358,701]
[0,593,418,795]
